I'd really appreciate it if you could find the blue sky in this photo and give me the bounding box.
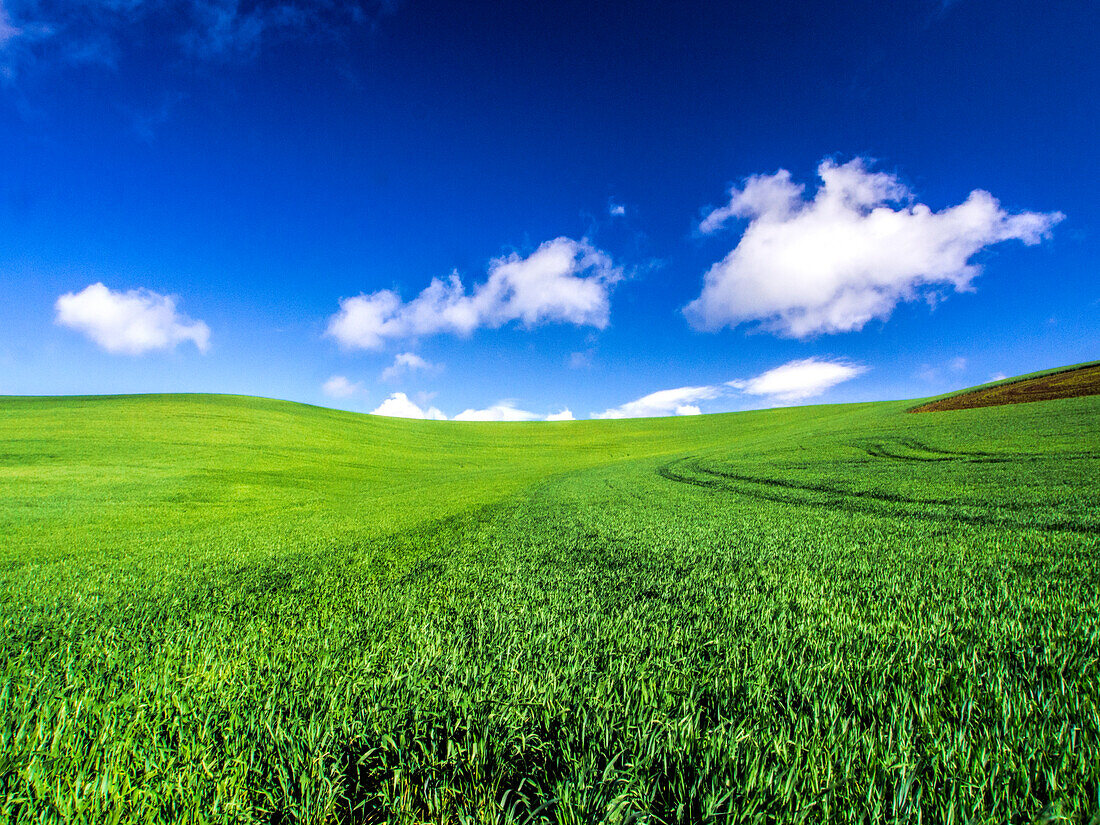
[1,0,1096,419]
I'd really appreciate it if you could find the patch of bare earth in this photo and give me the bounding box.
[911,363,1100,413]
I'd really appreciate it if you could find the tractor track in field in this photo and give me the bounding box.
[655,457,1098,536]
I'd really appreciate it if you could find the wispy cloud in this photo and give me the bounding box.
[322,375,362,398]
[0,0,52,77]
[0,1,21,49]
[126,92,186,142]
[594,385,721,419]
[380,351,439,381]
[686,157,1063,338]
[728,357,867,403]
[568,349,593,369]
[328,237,622,350]
[55,282,210,355]
[597,357,867,418]
[0,0,397,76]
[917,355,969,384]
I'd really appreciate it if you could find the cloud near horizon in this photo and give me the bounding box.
[369,391,447,420]
[728,357,868,403]
[327,237,622,350]
[594,385,721,419]
[596,357,867,418]
[453,402,540,422]
[55,282,210,355]
[686,158,1064,338]
[368,393,574,422]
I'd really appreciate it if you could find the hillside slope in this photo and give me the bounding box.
[911,360,1100,412]
[1,388,1098,823]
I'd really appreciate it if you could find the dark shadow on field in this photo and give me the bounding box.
[329,716,573,824]
[328,708,750,824]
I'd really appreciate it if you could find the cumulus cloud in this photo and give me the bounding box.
[55,282,210,354]
[686,158,1064,338]
[380,351,438,381]
[594,385,722,419]
[454,402,540,422]
[370,392,446,420]
[322,375,361,398]
[327,237,622,350]
[368,392,572,422]
[728,357,867,403]
[609,201,626,217]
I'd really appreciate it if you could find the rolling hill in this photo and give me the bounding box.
[1,375,1098,822]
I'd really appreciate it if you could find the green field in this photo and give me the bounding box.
[1,386,1098,823]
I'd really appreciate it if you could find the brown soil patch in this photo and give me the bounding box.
[911,363,1100,413]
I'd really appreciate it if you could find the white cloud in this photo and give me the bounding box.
[949,356,968,372]
[322,375,361,398]
[372,357,865,423]
[369,392,447,420]
[609,201,626,217]
[728,357,867,403]
[686,158,1064,338]
[368,393,572,422]
[595,357,867,418]
[327,237,622,349]
[380,351,439,381]
[55,282,210,355]
[453,402,540,422]
[989,372,1008,382]
[594,385,722,419]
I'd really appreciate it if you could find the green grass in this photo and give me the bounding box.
[1,388,1098,823]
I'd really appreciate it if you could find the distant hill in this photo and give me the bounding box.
[911,360,1100,413]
